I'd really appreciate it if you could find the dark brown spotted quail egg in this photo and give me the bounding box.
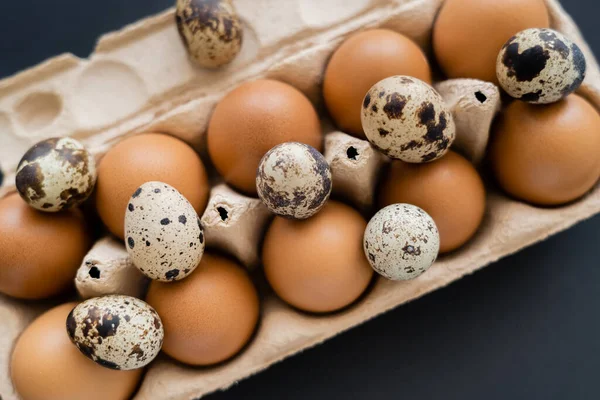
[176,0,243,68]
[256,142,332,220]
[15,137,96,212]
[125,181,205,282]
[364,204,440,281]
[66,295,164,370]
[361,76,456,163]
[497,28,586,104]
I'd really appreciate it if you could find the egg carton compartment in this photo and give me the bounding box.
[1,0,600,399]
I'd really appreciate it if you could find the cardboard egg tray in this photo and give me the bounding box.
[2,0,600,399]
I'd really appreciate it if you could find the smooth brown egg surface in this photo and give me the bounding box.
[146,252,259,366]
[491,95,600,206]
[11,303,142,400]
[207,79,322,195]
[0,193,91,299]
[263,201,374,313]
[433,0,550,83]
[324,29,431,138]
[95,133,209,239]
[379,151,486,253]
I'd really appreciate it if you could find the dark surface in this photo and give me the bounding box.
[1,1,598,399]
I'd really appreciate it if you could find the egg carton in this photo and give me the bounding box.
[1,0,600,399]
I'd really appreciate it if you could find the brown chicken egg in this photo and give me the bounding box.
[433,0,550,83]
[0,193,91,299]
[146,252,259,366]
[207,79,322,195]
[490,95,600,206]
[11,303,142,400]
[95,133,209,239]
[379,151,486,253]
[324,29,431,139]
[263,200,374,313]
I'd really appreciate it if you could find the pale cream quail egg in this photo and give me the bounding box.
[497,28,586,104]
[364,203,440,281]
[15,137,96,212]
[125,181,205,282]
[361,76,456,163]
[256,142,332,220]
[66,295,164,370]
[176,0,243,68]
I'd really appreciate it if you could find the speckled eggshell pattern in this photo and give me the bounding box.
[364,204,440,281]
[256,142,332,220]
[15,137,97,212]
[176,0,243,68]
[125,181,205,282]
[361,76,456,163]
[66,295,164,370]
[497,28,586,104]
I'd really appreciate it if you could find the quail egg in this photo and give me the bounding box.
[361,76,456,163]
[15,137,96,212]
[125,181,205,282]
[497,28,586,104]
[256,142,332,219]
[66,295,164,370]
[364,204,440,280]
[176,0,243,68]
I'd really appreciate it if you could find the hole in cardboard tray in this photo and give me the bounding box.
[217,206,229,221]
[0,164,4,187]
[347,146,359,160]
[475,91,487,103]
[89,266,101,279]
[15,92,62,133]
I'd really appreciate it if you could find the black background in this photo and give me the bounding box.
[0,1,598,399]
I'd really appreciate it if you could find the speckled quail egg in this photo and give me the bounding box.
[361,76,456,163]
[66,295,164,370]
[125,181,205,282]
[497,28,586,104]
[364,204,440,281]
[176,0,243,68]
[256,142,332,219]
[15,137,96,212]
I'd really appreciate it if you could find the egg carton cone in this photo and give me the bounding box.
[1,0,600,399]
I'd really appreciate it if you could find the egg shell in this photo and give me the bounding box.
[432,0,550,84]
[176,0,243,68]
[15,137,96,212]
[490,94,600,206]
[207,79,322,195]
[364,204,440,281]
[497,28,586,104]
[125,181,205,282]
[361,76,456,163]
[11,303,142,400]
[323,29,432,138]
[256,142,332,219]
[66,295,164,370]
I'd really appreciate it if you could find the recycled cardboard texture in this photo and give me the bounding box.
[1,0,600,399]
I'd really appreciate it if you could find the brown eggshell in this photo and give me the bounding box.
[433,0,550,83]
[207,79,322,195]
[490,95,600,206]
[0,193,91,299]
[95,133,210,239]
[324,29,432,138]
[11,303,142,400]
[379,151,486,253]
[146,252,259,366]
[263,200,374,313]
